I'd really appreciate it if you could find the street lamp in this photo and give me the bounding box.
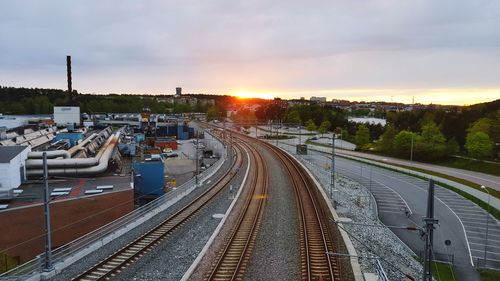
[480,185,491,267]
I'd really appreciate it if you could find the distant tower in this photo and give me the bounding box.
[175,87,182,98]
[67,55,72,94]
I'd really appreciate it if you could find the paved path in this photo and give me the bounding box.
[335,149,500,191]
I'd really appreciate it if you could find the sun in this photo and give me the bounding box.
[234,91,274,100]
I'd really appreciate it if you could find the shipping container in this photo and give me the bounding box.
[132,160,165,196]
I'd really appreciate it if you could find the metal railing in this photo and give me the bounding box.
[1,134,227,280]
[476,257,500,270]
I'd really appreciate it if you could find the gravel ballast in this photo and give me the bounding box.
[275,140,424,281]
[49,154,236,281]
[243,142,301,281]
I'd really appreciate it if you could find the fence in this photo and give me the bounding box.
[476,257,500,270]
[1,134,227,280]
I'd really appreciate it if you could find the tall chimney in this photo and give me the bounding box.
[66,55,72,94]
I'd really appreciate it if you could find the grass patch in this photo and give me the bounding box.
[479,268,500,281]
[433,158,500,177]
[432,262,458,281]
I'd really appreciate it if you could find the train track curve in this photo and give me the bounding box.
[205,140,268,281]
[264,141,342,281]
[72,141,244,281]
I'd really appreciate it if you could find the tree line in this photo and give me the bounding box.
[0,86,229,115]
[247,100,499,160]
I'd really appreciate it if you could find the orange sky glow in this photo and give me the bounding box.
[229,88,500,105]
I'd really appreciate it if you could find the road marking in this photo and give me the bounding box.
[369,167,475,266]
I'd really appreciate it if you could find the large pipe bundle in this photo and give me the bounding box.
[26,131,121,177]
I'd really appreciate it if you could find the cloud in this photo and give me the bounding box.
[0,0,499,104]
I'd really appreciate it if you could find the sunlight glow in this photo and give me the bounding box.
[233,91,275,100]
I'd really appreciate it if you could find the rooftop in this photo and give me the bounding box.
[0,146,29,163]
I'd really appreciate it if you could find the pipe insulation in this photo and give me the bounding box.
[28,150,71,159]
[26,131,121,177]
[25,132,115,169]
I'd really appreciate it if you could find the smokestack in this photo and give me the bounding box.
[67,55,72,94]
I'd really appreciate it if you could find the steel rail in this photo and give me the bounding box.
[263,141,340,281]
[205,140,268,281]
[71,142,244,281]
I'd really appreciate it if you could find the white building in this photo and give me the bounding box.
[54,106,81,126]
[0,146,30,193]
[310,96,327,102]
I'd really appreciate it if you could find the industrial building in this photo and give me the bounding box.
[0,102,212,268]
[0,146,30,196]
[53,106,81,126]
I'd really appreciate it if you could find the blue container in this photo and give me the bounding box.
[167,125,177,136]
[118,143,137,156]
[177,125,189,140]
[132,160,165,196]
[53,132,84,147]
[134,133,145,143]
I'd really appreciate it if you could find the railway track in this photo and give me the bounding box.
[264,142,341,281]
[205,141,269,281]
[72,142,244,281]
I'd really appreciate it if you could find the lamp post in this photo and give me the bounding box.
[481,185,491,267]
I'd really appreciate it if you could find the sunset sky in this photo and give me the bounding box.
[1,0,499,105]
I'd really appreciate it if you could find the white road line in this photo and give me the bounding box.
[370,168,475,266]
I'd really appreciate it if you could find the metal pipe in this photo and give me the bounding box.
[28,150,71,159]
[25,133,113,168]
[67,133,98,155]
[26,131,121,176]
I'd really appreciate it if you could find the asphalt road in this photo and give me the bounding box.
[275,140,500,280]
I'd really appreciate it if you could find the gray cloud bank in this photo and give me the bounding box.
[1,0,499,102]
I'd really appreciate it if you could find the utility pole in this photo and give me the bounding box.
[195,131,199,186]
[298,123,302,146]
[410,133,414,163]
[42,152,54,272]
[330,134,335,199]
[422,179,438,281]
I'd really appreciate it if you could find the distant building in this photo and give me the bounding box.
[310,96,327,102]
[175,87,182,98]
[54,106,81,126]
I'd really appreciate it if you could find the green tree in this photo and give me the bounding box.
[469,118,492,135]
[305,119,316,132]
[354,124,370,148]
[206,105,219,120]
[393,130,417,157]
[417,121,447,160]
[378,126,397,153]
[285,110,302,125]
[318,120,331,136]
[465,131,493,159]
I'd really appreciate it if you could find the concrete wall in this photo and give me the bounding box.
[0,189,134,264]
